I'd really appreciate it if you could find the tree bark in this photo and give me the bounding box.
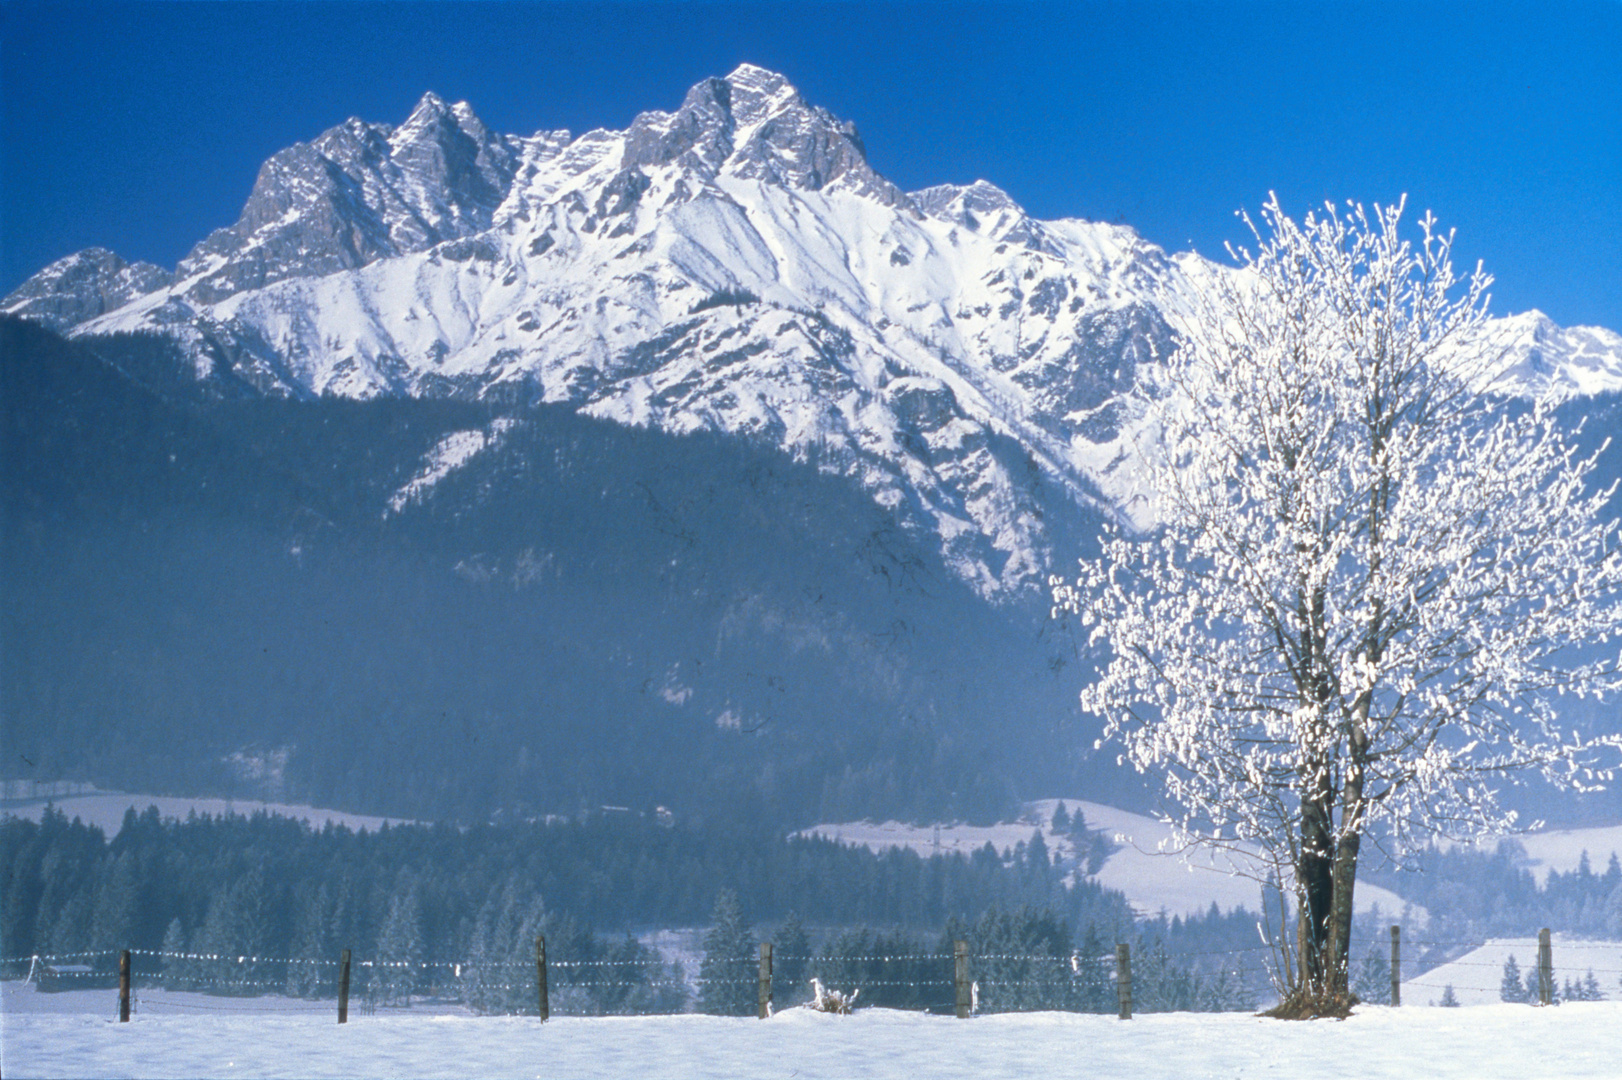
[1297,774,1335,996]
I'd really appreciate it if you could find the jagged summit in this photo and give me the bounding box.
[722,63,800,124]
[6,66,1619,599]
[2,248,172,333]
[616,65,899,205]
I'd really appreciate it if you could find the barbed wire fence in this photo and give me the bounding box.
[6,928,1618,1023]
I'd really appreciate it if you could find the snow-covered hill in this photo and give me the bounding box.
[803,798,1425,922]
[1403,937,1622,1007]
[12,65,1613,599]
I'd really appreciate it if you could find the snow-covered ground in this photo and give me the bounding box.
[804,799,1423,922]
[4,981,1619,1080]
[1401,938,1622,1007]
[0,787,409,836]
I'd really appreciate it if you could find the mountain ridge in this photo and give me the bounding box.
[7,64,1621,604]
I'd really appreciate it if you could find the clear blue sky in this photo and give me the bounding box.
[4,1,1619,330]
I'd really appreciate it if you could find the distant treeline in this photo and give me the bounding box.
[1361,840,1622,942]
[0,806,1138,971]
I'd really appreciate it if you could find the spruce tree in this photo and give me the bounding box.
[375,886,424,1006]
[1500,954,1527,1003]
[1074,924,1113,1013]
[160,918,192,992]
[285,883,331,999]
[1353,948,1391,1005]
[699,890,754,1016]
[771,913,812,1006]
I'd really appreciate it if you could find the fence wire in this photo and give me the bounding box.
[12,933,1611,1017]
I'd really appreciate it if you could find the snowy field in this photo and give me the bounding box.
[805,799,1422,921]
[4,982,1619,1080]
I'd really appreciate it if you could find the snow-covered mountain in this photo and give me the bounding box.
[8,64,1620,599]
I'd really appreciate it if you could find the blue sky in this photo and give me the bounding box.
[3,1,1619,330]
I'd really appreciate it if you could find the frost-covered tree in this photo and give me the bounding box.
[1053,195,1622,1015]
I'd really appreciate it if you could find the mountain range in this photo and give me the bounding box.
[6,65,1622,827]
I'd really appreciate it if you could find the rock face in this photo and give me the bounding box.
[7,64,1620,600]
[3,248,171,332]
[171,92,548,305]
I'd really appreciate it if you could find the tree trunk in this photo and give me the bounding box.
[1273,713,1369,1019]
[1327,714,1370,1000]
[1296,781,1335,996]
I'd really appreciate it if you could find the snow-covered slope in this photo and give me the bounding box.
[7,65,1619,599]
[1486,311,1622,397]
[1403,938,1622,1006]
[803,799,1422,922]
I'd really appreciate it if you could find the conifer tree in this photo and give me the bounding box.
[1499,954,1526,1002]
[375,886,424,1006]
[160,918,192,992]
[699,890,755,1016]
[1353,947,1391,1005]
[1073,923,1114,1013]
[771,913,812,1006]
[284,883,331,999]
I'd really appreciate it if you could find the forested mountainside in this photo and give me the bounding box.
[2,318,1127,827]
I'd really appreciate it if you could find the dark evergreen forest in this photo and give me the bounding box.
[1,806,1289,1013]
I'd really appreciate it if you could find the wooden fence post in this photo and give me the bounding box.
[954,940,971,1018]
[338,949,351,1023]
[758,942,772,1019]
[536,934,550,1021]
[1537,928,1553,1006]
[118,949,131,1022]
[1389,926,1400,1007]
[1116,943,1133,1020]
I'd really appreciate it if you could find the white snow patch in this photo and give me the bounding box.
[1433,823,1622,886]
[387,417,517,514]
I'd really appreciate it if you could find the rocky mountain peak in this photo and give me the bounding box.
[722,63,802,127]
[618,65,898,204]
[0,247,171,332]
[158,92,522,305]
[621,77,739,176]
